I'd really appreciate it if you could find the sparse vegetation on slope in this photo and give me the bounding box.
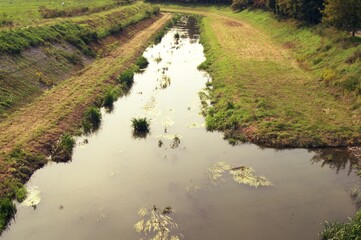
[0,2,160,119]
[0,0,136,27]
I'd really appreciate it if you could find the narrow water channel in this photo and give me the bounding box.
[2,17,360,240]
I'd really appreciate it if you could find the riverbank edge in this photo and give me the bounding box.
[160,5,361,149]
[0,13,173,234]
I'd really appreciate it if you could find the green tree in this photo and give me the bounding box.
[297,0,324,24]
[324,0,361,36]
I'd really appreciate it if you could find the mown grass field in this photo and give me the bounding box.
[0,2,158,119]
[0,0,127,26]
[160,4,361,147]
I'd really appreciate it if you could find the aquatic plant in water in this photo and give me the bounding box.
[207,162,232,185]
[131,117,150,138]
[207,162,272,188]
[170,135,181,149]
[159,76,171,89]
[52,133,76,162]
[229,166,273,188]
[134,206,181,240]
[135,56,149,70]
[21,185,41,208]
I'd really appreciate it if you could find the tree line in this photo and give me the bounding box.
[148,0,361,36]
[231,0,361,36]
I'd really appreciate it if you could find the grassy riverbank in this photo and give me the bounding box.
[0,2,161,119]
[0,10,171,233]
[160,4,361,148]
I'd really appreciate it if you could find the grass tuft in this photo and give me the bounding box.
[0,198,16,234]
[117,69,134,88]
[131,117,150,138]
[52,133,76,162]
[83,106,102,132]
[135,56,149,70]
[15,186,27,202]
[103,88,119,107]
[321,211,361,240]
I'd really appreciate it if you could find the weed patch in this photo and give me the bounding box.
[117,69,134,88]
[83,106,102,132]
[0,198,16,234]
[135,56,149,70]
[131,117,150,138]
[52,133,76,162]
[321,211,361,240]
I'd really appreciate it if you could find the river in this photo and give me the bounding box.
[2,16,360,240]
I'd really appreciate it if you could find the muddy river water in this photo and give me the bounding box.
[2,17,360,240]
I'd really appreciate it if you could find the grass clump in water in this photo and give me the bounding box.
[15,186,27,202]
[82,106,102,132]
[103,87,119,108]
[135,56,149,70]
[52,133,76,162]
[0,198,16,233]
[321,211,361,240]
[131,117,150,138]
[117,69,134,88]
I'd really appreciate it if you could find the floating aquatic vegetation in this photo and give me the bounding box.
[350,187,361,208]
[134,206,181,240]
[21,185,41,207]
[170,135,181,149]
[206,162,272,188]
[143,97,157,112]
[229,166,273,188]
[161,117,175,129]
[207,162,232,185]
[143,97,162,118]
[160,76,171,89]
[186,122,205,129]
[185,183,201,193]
[198,90,211,116]
[155,56,162,63]
[156,134,183,140]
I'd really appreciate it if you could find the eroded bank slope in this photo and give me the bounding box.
[0,13,171,213]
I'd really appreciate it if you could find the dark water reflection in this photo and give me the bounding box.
[310,148,359,175]
[1,17,360,240]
